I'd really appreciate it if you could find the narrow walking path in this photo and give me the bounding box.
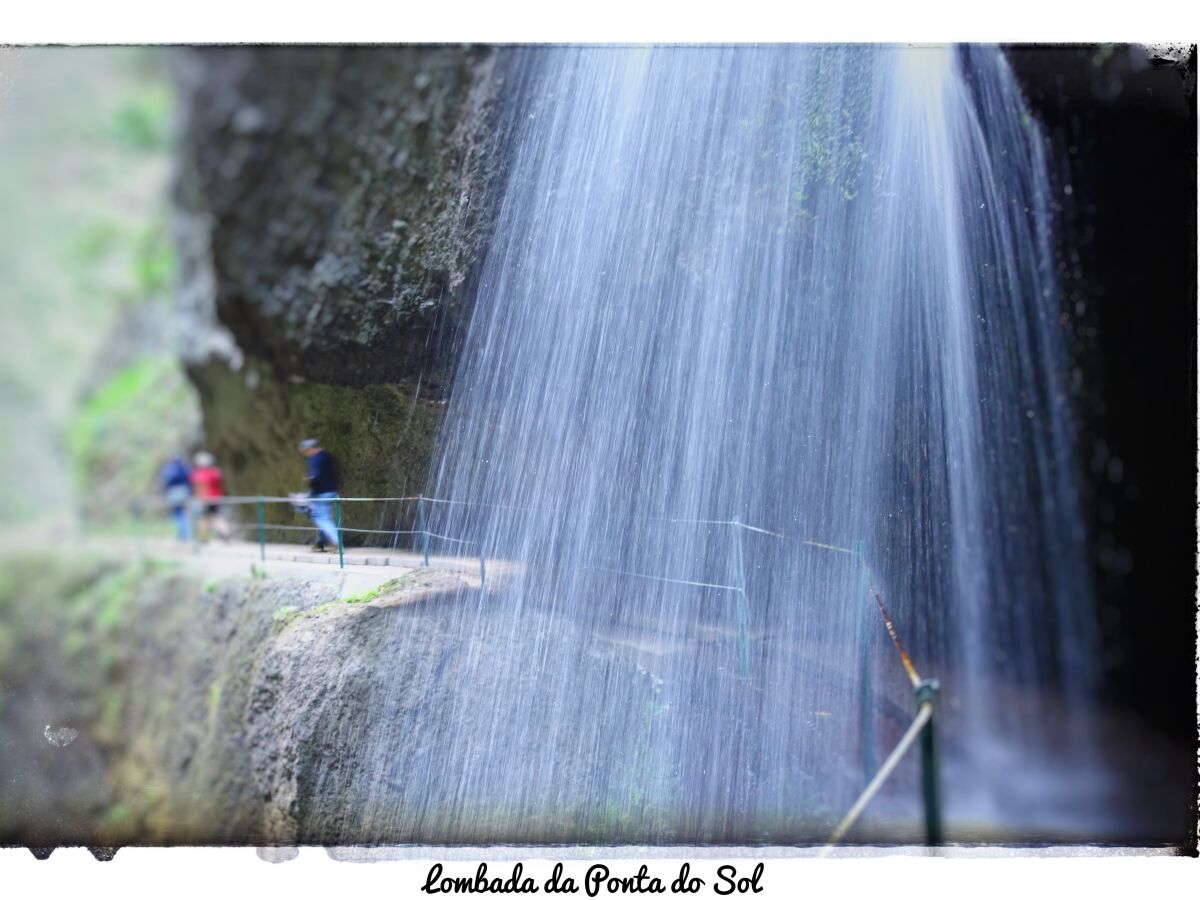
[81,535,508,599]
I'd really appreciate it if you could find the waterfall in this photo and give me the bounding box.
[367,45,1100,843]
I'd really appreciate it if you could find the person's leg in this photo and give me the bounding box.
[171,505,190,542]
[318,495,341,547]
[311,493,341,547]
[308,498,327,549]
[214,507,232,541]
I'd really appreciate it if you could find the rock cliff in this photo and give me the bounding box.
[0,553,662,846]
[171,46,512,505]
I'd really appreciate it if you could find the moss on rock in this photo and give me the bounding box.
[187,358,442,540]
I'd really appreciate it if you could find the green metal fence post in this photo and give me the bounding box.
[335,495,344,569]
[418,495,430,567]
[256,498,266,563]
[914,678,943,846]
[731,516,750,678]
[855,539,876,783]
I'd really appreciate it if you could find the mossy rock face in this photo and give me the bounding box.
[0,550,661,846]
[172,46,517,519]
[187,358,442,540]
[0,553,339,845]
[173,46,509,387]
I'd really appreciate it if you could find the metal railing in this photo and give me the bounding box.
[150,493,489,586]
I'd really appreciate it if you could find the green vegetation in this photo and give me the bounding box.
[0,48,197,527]
[98,690,125,745]
[108,82,172,153]
[270,575,418,630]
[72,219,123,263]
[272,604,301,625]
[342,574,418,604]
[102,802,132,826]
[67,355,201,520]
[207,681,223,726]
[134,221,177,297]
[59,565,141,666]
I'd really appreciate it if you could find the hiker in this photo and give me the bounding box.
[190,451,232,542]
[159,455,192,541]
[298,438,341,552]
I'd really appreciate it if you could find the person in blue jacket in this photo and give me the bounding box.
[159,455,192,541]
[298,438,340,552]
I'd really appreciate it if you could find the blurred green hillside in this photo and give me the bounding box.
[0,47,200,530]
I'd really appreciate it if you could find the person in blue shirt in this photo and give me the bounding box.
[159,455,193,541]
[298,438,340,552]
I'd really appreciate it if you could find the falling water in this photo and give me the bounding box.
[356,45,1101,844]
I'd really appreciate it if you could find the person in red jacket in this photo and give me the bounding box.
[190,451,232,542]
